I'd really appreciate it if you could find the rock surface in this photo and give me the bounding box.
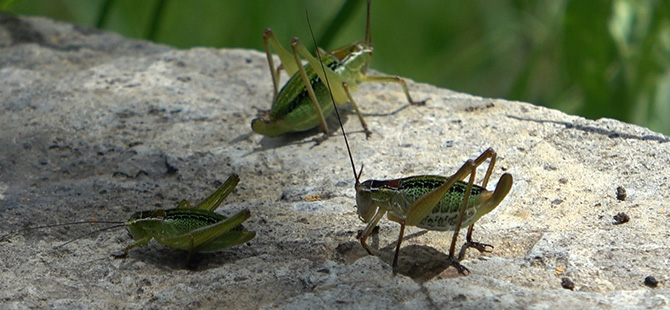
[1,14,669,309]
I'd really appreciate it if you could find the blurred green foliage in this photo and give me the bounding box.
[4,0,670,135]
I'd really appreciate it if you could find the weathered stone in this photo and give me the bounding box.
[1,14,668,309]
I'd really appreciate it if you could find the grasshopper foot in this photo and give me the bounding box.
[112,253,128,259]
[312,133,329,145]
[466,241,494,253]
[410,98,429,106]
[448,256,470,275]
[458,241,493,260]
[364,129,372,139]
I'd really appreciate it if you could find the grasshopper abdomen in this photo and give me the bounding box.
[395,177,488,230]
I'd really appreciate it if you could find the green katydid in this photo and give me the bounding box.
[305,12,513,275]
[252,0,426,142]
[352,150,513,274]
[1,174,255,262]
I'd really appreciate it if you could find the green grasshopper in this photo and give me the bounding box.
[2,174,255,262]
[252,0,425,141]
[353,149,513,274]
[305,12,513,275]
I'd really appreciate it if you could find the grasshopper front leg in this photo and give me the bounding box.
[359,206,386,255]
[114,236,152,259]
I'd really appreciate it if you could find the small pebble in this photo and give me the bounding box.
[561,277,575,290]
[616,186,626,201]
[613,212,630,224]
[644,276,659,288]
[452,294,467,301]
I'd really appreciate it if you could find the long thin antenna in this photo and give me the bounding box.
[364,0,372,47]
[55,224,127,248]
[1,220,125,242]
[305,11,360,187]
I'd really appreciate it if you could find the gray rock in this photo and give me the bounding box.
[1,13,668,309]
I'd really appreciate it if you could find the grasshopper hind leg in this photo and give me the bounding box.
[446,159,479,275]
[458,167,513,261]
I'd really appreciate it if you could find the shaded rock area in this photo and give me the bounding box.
[1,14,669,309]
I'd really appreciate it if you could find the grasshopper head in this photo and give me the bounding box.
[354,165,379,223]
[328,43,373,78]
[126,210,166,240]
[355,179,377,223]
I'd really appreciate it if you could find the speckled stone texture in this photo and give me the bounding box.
[1,13,668,309]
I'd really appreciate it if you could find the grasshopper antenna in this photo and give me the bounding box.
[54,223,127,248]
[1,220,125,243]
[364,0,372,48]
[305,10,362,187]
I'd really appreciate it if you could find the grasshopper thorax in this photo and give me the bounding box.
[327,42,373,77]
[355,178,405,223]
[128,209,166,221]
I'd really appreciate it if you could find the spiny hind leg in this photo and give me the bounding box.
[405,149,495,227]
[458,173,513,260]
[193,174,240,212]
[263,29,300,99]
[455,148,497,187]
[403,158,480,274]
[446,159,478,275]
[291,38,359,143]
[290,38,331,140]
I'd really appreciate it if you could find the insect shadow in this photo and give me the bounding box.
[333,230,462,281]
